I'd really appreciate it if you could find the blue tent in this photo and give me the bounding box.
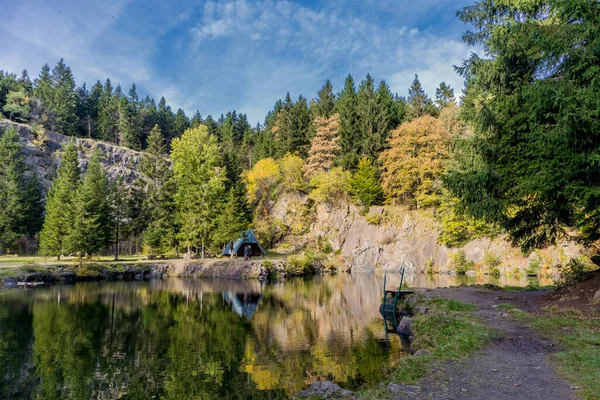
[222,230,266,257]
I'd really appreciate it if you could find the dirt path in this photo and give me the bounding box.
[397,288,581,400]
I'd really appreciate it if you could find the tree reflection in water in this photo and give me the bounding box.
[0,275,404,399]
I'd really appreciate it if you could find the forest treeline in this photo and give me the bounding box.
[1,0,599,260]
[0,56,459,258]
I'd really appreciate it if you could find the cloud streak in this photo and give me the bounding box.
[0,0,475,124]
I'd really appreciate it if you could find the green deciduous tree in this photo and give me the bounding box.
[171,125,225,257]
[2,89,30,122]
[39,141,81,259]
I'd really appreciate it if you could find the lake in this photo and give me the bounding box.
[0,273,551,399]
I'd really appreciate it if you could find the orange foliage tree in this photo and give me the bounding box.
[302,114,340,179]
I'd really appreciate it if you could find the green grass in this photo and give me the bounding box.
[500,307,600,400]
[497,302,516,310]
[429,298,478,312]
[368,298,497,392]
[529,309,600,400]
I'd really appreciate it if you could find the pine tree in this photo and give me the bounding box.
[140,125,177,254]
[97,79,118,142]
[435,82,455,108]
[173,108,190,138]
[39,140,81,259]
[21,171,44,238]
[65,148,112,261]
[128,83,139,107]
[292,95,311,158]
[312,79,336,118]
[337,74,360,169]
[407,75,437,120]
[190,111,203,128]
[19,70,33,94]
[157,97,175,143]
[33,64,53,112]
[303,113,341,179]
[348,157,383,207]
[51,59,77,134]
[274,93,295,156]
[33,64,55,129]
[0,127,27,253]
[118,97,141,149]
[212,185,250,254]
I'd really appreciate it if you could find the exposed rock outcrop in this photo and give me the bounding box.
[308,202,583,274]
[0,120,144,192]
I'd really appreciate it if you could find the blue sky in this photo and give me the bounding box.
[0,0,476,124]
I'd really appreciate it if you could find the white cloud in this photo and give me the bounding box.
[184,0,473,121]
[0,0,475,123]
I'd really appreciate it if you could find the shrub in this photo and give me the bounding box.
[365,212,382,225]
[286,253,315,275]
[262,260,274,272]
[559,258,589,287]
[483,250,502,275]
[308,167,350,204]
[451,250,475,275]
[425,258,436,274]
[525,257,541,277]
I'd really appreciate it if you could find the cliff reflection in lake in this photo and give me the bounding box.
[0,275,403,399]
[0,272,550,399]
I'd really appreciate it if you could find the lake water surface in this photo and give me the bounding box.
[0,273,550,399]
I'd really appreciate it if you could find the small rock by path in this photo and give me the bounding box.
[391,288,581,400]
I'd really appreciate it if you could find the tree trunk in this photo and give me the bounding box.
[201,240,205,259]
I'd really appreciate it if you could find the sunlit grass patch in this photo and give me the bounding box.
[517,307,600,400]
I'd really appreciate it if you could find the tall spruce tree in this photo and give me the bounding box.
[50,59,77,134]
[39,141,81,259]
[312,79,336,119]
[33,64,53,114]
[97,79,118,142]
[435,82,455,108]
[65,148,112,262]
[446,0,600,249]
[0,127,38,253]
[337,74,360,169]
[173,108,190,138]
[140,125,178,254]
[407,75,437,120]
[19,69,33,94]
[212,185,250,254]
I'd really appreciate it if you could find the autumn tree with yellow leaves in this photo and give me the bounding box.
[379,115,450,207]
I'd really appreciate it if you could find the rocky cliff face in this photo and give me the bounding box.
[307,201,583,274]
[0,120,144,192]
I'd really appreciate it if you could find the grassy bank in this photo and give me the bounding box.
[528,308,599,400]
[357,297,500,398]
